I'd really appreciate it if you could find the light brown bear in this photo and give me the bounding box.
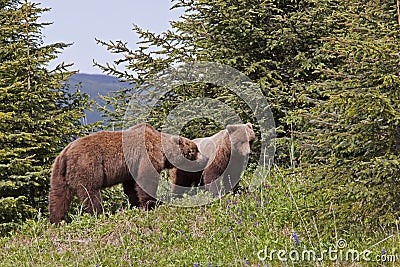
[49,123,208,224]
[171,123,255,197]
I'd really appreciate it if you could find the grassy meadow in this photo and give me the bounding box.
[1,167,399,267]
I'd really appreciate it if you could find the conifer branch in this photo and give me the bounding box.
[24,0,31,92]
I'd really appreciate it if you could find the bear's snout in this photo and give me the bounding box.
[236,142,252,157]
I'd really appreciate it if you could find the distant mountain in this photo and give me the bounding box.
[68,73,132,124]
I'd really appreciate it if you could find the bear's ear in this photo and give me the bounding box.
[227,124,239,134]
[246,122,253,130]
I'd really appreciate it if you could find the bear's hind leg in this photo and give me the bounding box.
[49,186,73,224]
[76,187,103,215]
[171,169,202,197]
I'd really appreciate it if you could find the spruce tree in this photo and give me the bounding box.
[297,0,400,226]
[96,0,336,165]
[0,0,91,233]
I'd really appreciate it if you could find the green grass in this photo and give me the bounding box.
[1,168,399,266]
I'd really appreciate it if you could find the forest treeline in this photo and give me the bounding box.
[1,0,400,234]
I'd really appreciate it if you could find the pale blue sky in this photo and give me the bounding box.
[34,1,182,74]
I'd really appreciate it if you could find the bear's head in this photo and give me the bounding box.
[177,136,204,161]
[162,134,208,171]
[226,122,256,157]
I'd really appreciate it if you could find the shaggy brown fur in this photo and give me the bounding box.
[171,123,255,197]
[49,123,207,224]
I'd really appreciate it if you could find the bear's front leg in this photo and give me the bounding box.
[135,185,157,210]
[135,176,159,210]
[122,179,140,207]
[203,171,225,197]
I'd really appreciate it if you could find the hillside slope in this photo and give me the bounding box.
[68,73,131,124]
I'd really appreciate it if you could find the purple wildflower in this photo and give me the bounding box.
[159,236,163,241]
[293,233,300,245]
[382,248,387,262]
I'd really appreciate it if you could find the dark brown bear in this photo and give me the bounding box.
[171,123,255,197]
[49,123,207,224]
